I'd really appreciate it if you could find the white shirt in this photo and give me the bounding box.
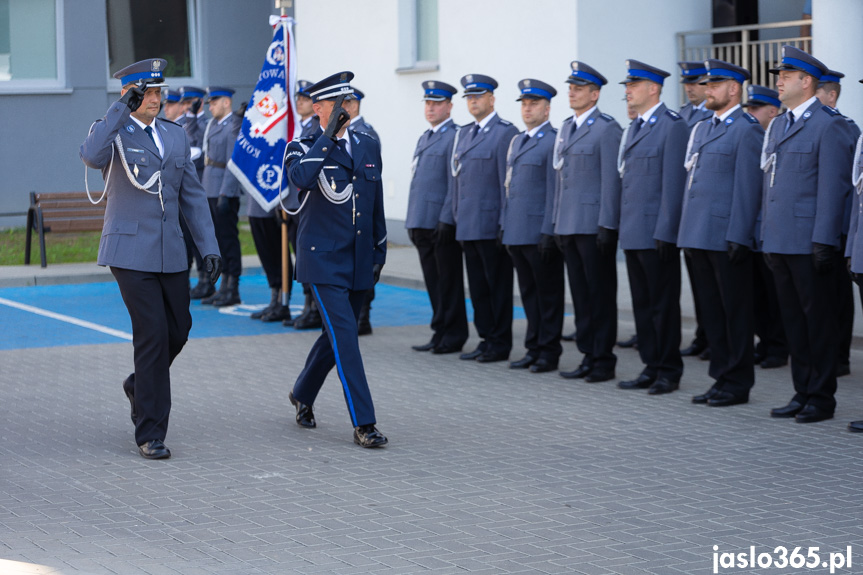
[525,120,550,138]
[638,102,664,125]
[788,96,818,124]
[130,115,163,157]
[474,110,498,132]
[711,103,742,125]
[430,118,452,133]
[574,106,598,129]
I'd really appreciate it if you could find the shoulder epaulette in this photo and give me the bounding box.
[600,113,614,122]
[743,113,759,124]
[498,119,512,126]
[665,109,682,120]
[563,115,574,124]
[822,105,840,116]
[160,119,181,127]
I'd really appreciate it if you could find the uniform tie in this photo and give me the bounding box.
[785,111,795,134]
[627,117,644,146]
[144,125,157,147]
[710,116,721,133]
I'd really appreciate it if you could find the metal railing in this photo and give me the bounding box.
[677,20,811,95]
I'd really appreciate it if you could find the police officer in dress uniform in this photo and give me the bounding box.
[743,85,789,370]
[161,89,184,122]
[678,60,764,407]
[844,79,863,432]
[552,62,622,382]
[80,59,221,459]
[181,86,213,299]
[615,60,688,395]
[451,74,520,363]
[816,69,859,378]
[405,80,469,354]
[502,79,563,374]
[284,71,388,448]
[762,46,855,424]
[199,87,244,307]
[345,88,380,335]
[678,61,714,360]
[290,80,323,330]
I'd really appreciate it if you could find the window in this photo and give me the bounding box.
[397,0,438,73]
[106,0,196,85]
[0,0,62,88]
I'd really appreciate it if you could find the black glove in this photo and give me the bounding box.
[119,85,145,112]
[655,239,678,262]
[275,208,288,224]
[190,98,202,115]
[596,227,618,257]
[233,101,248,119]
[538,234,557,263]
[372,263,383,285]
[323,106,351,140]
[203,254,222,285]
[436,222,456,245]
[216,195,231,215]
[727,242,751,265]
[811,242,835,274]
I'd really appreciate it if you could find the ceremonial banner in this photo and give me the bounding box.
[228,16,299,211]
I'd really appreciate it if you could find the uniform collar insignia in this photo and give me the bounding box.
[126,125,135,133]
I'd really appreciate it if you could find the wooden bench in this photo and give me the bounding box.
[25,191,106,268]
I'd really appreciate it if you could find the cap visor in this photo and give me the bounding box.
[462,89,489,97]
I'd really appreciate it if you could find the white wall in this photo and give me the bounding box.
[293,0,710,224]
[811,0,862,126]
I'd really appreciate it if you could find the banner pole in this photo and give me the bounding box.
[277,0,292,309]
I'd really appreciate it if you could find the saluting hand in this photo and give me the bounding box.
[119,85,145,112]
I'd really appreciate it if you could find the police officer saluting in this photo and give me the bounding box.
[405,80,469,354]
[284,72,388,448]
[451,74,519,363]
[678,60,764,407]
[80,59,221,459]
[762,46,855,424]
[552,61,622,382]
[501,79,563,373]
[615,60,688,395]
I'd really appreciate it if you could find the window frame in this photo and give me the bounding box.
[106,0,201,94]
[396,0,439,74]
[0,0,69,94]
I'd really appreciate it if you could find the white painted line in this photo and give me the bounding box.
[0,297,133,341]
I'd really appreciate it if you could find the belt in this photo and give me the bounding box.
[205,157,227,169]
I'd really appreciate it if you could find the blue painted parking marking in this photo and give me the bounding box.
[0,272,525,350]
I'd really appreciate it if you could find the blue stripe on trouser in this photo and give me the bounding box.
[312,284,359,426]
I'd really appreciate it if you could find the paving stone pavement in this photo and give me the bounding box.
[2,310,863,575]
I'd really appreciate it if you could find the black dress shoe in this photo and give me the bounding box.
[691,386,720,404]
[477,351,509,363]
[647,379,679,395]
[618,373,655,389]
[617,334,638,348]
[432,345,462,355]
[123,375,137,425]
[707,390,749,407]
[509,355,537,369]
[760,356,788,369]
[529,358,558,373]
[698,348,711,361]
[353,424,388,448]
[848,421,863,433]
[753,351,765,364]
[560,364,592,379]
[584,369,615,383]
[412,340,437,352]
[795,404,834,424]
[289,391,316,428]
[770,400,804,418]
[561,331,576,341]
[681,342,707,356]
[837,363,851,377]
[138,439,171,460]
[459,348,483,360]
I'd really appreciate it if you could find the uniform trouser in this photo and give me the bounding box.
[410,227,469,349]
[684,251,709,349]
[624,249,683,382]
[249,215,291,293]
[556,234,618,371]
[179,212,203,271]
[208,197,242,278]
[112,267,191,446]
[508,243,565,362]
[753,252,788,360]
[766,253,838,412]
[836,235,853,367]
[292,284,376,427]
[688,248,754,395]
[462,239,513,355]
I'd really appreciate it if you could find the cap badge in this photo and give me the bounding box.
[466,74,473,83]
[429,81,435,88]
[340,73,348,82]
[524,79,531,87]
[152,60,161,71]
